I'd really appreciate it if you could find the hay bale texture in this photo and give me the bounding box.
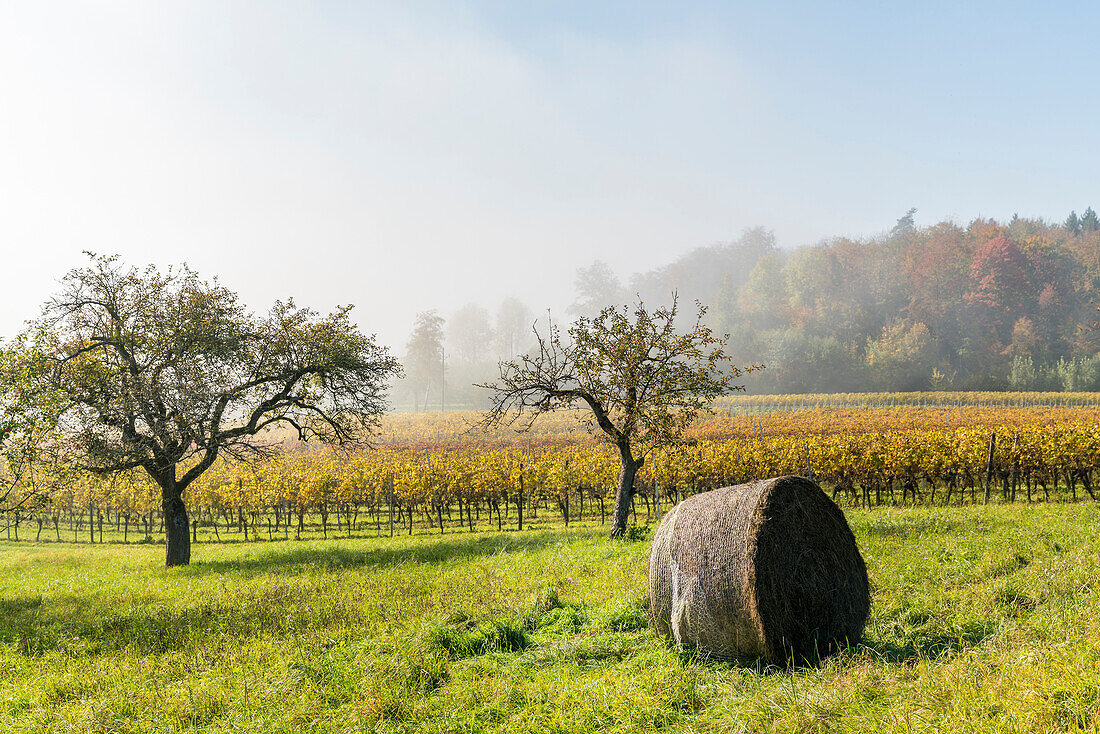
[647,475,869,664]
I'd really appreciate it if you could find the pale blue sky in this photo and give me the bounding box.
[1,1,1097,349]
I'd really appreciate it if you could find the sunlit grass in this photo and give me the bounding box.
[2,503,1100,732]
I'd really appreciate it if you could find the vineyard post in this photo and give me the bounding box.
[527,488,533,519]
[984,433,996,504]
[527,440,533,518]
[427,449,443,534]
[517,471,524,532]
[387,471,394,538]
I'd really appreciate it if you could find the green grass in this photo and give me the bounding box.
[3,504,1100,732]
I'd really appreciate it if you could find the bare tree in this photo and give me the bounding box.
[11,255,400,566]
[479,295,754,537]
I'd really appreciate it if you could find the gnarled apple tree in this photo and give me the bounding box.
[15,255,400,566]
[479,296,754,538]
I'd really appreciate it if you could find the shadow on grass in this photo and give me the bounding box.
[861,621,996,664]
[672,645,783,672]
[184,528,587,577]
[0,595,43,616]
[670,643,864,673]
[660,619,995,672]
[0,530,599,659]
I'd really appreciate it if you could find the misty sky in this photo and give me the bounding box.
[3,1,1099,351]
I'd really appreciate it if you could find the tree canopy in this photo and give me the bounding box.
[0,330,63,516]
[479,296,752,537]
[9,255,400,566]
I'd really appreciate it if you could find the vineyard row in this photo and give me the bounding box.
[5,418,1100,543]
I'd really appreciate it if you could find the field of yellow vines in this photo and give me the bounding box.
[7,393,1100,542]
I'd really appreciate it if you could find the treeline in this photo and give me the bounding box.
[580,210,1100,393]
[400,210,1100,405]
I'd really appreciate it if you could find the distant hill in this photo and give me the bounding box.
[599,212,1100,393]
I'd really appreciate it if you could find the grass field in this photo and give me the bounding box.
[3,503,1100,733]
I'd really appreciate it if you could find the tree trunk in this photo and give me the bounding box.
[609,444,641,538]
[163,490,191,567]
[517,475,524,531]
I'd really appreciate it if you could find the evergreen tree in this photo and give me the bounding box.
[1065,210,1082,235]
[890,208,917,237]
[1082,207,1099,232]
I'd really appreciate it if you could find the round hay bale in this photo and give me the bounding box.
[647,475,869,664]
